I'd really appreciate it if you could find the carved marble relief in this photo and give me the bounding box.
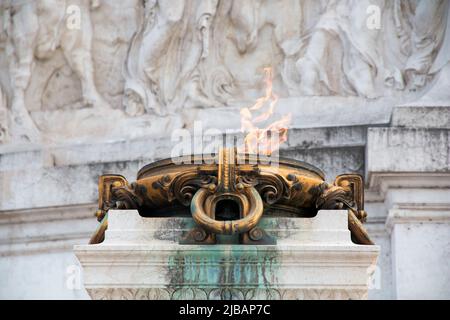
[87,287,368,300]
[0,0,448,143]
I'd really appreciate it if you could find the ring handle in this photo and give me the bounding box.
[190,186,264,235]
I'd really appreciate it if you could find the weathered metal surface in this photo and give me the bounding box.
[90,147,373,245]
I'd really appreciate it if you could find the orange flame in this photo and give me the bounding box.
[240,67,291,155]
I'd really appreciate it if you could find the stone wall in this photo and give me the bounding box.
[0,0,449,299]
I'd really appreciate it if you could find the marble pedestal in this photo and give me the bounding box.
[74,209,379,300]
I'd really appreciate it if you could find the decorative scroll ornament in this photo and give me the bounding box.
[90,148,373,245]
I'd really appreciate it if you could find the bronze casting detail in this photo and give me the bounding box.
[90,148,373,246]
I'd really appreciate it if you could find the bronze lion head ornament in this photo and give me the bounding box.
[90,147,372,245]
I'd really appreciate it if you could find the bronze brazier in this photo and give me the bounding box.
[90,148,373,245]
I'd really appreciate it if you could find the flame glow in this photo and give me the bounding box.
[240,67,291,155]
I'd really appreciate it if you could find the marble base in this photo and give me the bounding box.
[74,210,379,300]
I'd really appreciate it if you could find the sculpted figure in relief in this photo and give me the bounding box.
[0,86,6,143]
[0,12,8,143]
[296,0,383,99]
[124,0,224,116]
[2,0,108,142]
[395,0,449,90]
[227,0,328,97]
[1,0,449,145]
[383,0,450,93]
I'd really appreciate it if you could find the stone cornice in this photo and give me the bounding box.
[0,203,96,224]
[367,172,450,201]
[75,244,379,266]
[386,203,450,231]
[0,203,97,256]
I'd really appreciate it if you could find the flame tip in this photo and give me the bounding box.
[240,66,291,156]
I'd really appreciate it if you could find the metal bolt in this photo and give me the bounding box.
[249,227,263,241]
[193,228,207,242]
[208,184,216,192]
[112,181,122,188]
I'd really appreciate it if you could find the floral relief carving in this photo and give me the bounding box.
[87,287,368,300]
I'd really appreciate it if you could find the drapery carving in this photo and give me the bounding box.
[0,0,449,143]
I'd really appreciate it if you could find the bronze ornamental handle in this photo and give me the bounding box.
[190,186,264,235]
